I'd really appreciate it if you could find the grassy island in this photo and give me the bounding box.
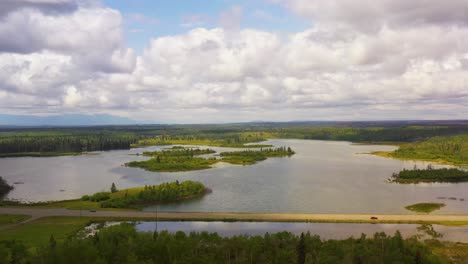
[81,181,209,208]
[405,203,446,213]
[390,167,468,183]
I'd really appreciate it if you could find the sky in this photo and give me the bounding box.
[0,0,467,123]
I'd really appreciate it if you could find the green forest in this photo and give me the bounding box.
[391,167,468,183]
[380,135,468,165]
[0,223,444,264]
[81,181,208,208]
[1,122,466,158]
[0,132,141,156]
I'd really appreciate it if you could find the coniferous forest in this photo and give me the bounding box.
[0,223,443,264]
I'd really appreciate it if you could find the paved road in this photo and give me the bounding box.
[2,207,468,229]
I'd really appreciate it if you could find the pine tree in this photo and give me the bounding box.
[111,182,117,193]
[297,233,306,264]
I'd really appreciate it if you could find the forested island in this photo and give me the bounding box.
[390,167,468,183]
[82,181,209,208]
[0,223,444,264]
[219,146,295,165]
[126,147,295,172]
[0,176,13,198]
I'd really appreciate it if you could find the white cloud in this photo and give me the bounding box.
[274,0,468,32]
[0,0,467,122]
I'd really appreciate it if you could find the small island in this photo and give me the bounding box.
[127,148,218,172]
[390,167,468,183]
[126,146,295,172]
[0,176,13,198]
[219,146,295,165]
[83,181,209,208]
[405,203,445,213]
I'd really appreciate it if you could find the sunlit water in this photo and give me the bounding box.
[1,139,467,214]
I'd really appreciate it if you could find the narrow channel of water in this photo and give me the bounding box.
[132,221,468,243]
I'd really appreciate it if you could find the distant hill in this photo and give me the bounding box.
[0,114,138,127]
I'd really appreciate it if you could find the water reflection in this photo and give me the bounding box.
[1,139,467,214]
[134,221,468,243]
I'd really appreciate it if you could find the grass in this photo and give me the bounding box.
[405,203,446,213]
[0,214,31,226]
[0,216,91,248]
[0,199,136,211]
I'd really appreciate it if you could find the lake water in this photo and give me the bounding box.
[133,221,468,242]
[2,139,467,214]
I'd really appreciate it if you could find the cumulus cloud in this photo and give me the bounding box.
[274,0,468,32]
[0,0,78,17]
[0,0,467,122]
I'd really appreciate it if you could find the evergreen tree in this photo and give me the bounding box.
[110,182,118,193]
[297,233,306,264]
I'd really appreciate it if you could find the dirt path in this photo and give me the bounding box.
[1,207,468,229]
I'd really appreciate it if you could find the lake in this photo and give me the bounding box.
[2,139,467,214]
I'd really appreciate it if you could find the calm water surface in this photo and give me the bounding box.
[134,221,468,243]
[1,139,467,214]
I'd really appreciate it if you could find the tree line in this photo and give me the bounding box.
[0,134,141,154]
[0,224,443,264]
[392,167,468,183]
